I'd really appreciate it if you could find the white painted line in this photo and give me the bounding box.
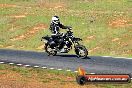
[112,57,132,59]
[114,57,126,59]
[0,62,4,64]
[24,65,30,67]
[34,66,39,68]
[17,64,22,66]
[90,73,95,74]
[101,56,132,59]
[57,69,62,71]
[42,67,47,69]
[74,71,78,73]
[50,68,54,70]
[66,70,71,72]
[9,63,14,65]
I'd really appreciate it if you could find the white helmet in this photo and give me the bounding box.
[51,16,60,24]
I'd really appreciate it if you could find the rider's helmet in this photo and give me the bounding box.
[51,16,60,24]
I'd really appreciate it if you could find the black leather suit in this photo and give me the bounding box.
[49,22,69,49]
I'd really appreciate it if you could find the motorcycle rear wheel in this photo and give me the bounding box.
[45,43,57,56]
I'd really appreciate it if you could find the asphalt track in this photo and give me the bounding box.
[0,49,132,75]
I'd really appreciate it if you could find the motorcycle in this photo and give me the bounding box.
[41,27,88,59]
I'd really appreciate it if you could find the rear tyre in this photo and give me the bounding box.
[45,43,57,56]
[75,45,88,59]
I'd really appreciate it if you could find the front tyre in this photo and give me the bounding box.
[75,45,88,59]
[45,43,57,56]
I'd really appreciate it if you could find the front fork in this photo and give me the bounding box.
[73,42,80,48]
[74,42,80,56]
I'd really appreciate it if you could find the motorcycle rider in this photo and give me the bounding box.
[49,16,71,52]
[49,16,71,35]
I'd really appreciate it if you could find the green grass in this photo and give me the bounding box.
[0,0,131,57]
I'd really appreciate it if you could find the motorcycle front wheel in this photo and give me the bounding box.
[45,43,57,56]
[75,45,88,59]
